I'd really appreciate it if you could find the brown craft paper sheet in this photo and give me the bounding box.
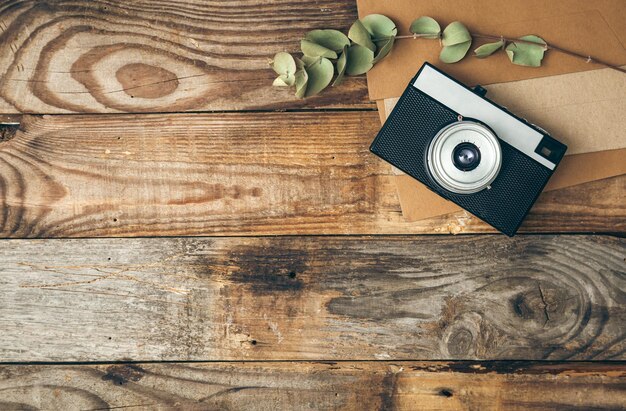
[358,0,626,101]
[378,99,626,222]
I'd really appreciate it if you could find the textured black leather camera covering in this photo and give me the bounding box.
[370,84,554,236]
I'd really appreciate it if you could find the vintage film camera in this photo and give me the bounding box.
[370,63,567,236]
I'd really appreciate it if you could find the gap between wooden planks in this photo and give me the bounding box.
[0,111,623,237]
[0,361,624,410]
[1,235,624,362]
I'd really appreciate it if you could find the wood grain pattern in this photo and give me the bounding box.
[0,0,370,113]
[0,112,623,237]
[0,361,625,410]
[3,1,625,407]
[1,235,624,362]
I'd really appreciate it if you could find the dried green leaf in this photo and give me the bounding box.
[345,44,374,75]
[348,20,375,52]
[474,40,504,58]
[409,16,441,39]
[505,35,547,67]
[441,21,471,47]
[373,36,395,63]
[361,14,397,39]
[332,46,348,86]
[294,57,305,70]
[294,68,308,99]
[301,55,321,67]
[440,41,472,63]
[270,52,296,76]
[301,39,337,59]
[305,29,350,52]
[304,57,334,97]
[272,76,289,87]
[272,72,295,87]
[284,73,296,86]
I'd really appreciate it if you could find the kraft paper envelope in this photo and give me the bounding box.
[359,0,626,222]
[358,0,626,101]
[379,98,626,222]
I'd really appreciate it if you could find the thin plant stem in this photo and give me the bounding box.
[377,33,626,74]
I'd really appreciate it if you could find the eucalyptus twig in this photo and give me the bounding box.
[391,34,437,40]
[271,14,624,99]
[471,33,626,74]
[377,32,626,74]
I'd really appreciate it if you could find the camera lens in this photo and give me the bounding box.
[452,142,481,171]
[427,121,502,194]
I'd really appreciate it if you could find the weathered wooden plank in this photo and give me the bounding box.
[0,112,623,237]
[0,0,370,113]
[1,235,624,362]
[0,361,624,410]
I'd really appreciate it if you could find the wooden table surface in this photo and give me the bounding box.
[0,1,624,410]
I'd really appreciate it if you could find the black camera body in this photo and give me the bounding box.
[370,63,567,236]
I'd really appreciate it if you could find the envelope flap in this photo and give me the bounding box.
[597,0,626,48]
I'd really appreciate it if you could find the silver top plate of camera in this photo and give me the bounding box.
[427,120,502,194]
[413,65,557,170]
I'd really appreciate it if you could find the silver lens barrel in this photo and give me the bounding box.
[427,121,502,194]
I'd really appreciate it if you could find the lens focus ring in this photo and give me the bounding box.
[426,121,502,194]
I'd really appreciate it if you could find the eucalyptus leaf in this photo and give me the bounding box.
[505,35,547,67]
[272,72,295,87]
[283,73,296,86]
[409,16,440,38]
[345,44,374,75]
[441,21,471,47]
[301,39,337,59]
[302,55,321,67]
[294,69,308,98]
[270,52,296,76]
[373,36,395,63]
[361,14,397,39]
[474,40,504,58]
[272,76,289,87]
[348,20,376,52]
[304,57,334,97]
[332,46,348,86]
[294,57,305,70]
[440,41,472,63]
[305,29,350,52]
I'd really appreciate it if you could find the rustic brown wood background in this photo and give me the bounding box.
[0,1,624,410]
